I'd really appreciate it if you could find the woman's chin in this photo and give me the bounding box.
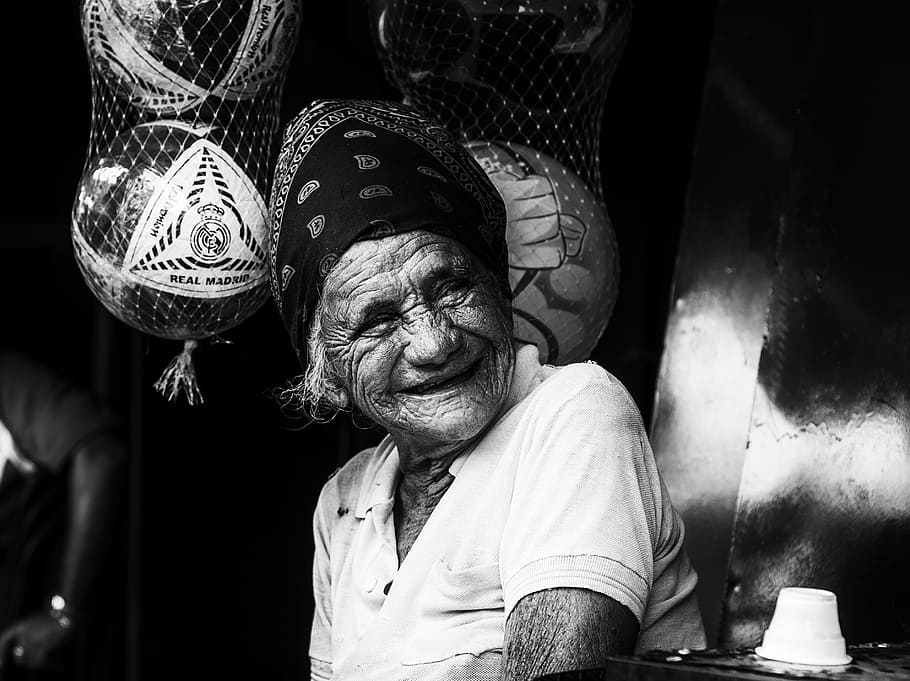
[388,396,503,449]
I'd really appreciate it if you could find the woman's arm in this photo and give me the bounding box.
[501,588,638,681]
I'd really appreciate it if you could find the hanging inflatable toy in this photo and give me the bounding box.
[466,141,617,364]
[82,0,300,115]
[73,0,300,403]
[369,0,632,365]
[72,121,268,339]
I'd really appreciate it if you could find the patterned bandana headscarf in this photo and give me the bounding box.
[268,99,508,366]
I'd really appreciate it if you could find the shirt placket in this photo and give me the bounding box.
[368,498,399,600]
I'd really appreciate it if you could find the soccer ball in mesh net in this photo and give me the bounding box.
[467,140,618,365]
[81,0,300,115]
[71,121,270,341]
[372,0,632,183]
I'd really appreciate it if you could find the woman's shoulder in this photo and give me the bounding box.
[502,345,643,429]
[531,360,639,414]
[499,360,654,478]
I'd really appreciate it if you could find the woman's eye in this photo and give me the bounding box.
[358,312,396,335]
[436,278,471,299]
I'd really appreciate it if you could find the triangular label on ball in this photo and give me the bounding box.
[124,138,268,299]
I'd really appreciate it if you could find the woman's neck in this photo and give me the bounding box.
[394,437,468,498]
[391,439,468,564]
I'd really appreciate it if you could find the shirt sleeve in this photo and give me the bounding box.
[309,482,334,675]
[499,367,669,623]
[0,352,120,473]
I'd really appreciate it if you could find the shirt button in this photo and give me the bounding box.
[365,576,377,593]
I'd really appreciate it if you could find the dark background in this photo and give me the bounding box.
[2,1,717,678]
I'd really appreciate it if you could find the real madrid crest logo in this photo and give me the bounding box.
[190,203,231,264]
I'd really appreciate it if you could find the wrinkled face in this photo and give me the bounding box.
[318,231,515,451]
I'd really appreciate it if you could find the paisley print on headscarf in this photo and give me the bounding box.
[268,99,508,365]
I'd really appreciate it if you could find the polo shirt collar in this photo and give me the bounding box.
[352,439,470,519]
[354,440,400,519]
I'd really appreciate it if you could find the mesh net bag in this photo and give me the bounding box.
[369,0,632,364]
[72,0,301,403]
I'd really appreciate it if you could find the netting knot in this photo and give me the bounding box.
[154,339,204,405]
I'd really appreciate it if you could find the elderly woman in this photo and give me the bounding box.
[269,100,705,681]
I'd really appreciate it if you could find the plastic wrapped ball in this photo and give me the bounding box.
[371,0,631,116]
[71,120,270,340]
[81,0,300,114]
[466,140,619,365]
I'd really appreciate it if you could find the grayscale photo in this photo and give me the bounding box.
[3,2,909,680]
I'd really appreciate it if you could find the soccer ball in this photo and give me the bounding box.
[371,0,632,116]
[71,121,270,339]
[81,0,300,114]
[466,140,619,364]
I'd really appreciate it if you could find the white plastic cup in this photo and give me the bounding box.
[755,587,852,666]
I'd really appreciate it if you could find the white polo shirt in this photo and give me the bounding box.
[309,345,705,681]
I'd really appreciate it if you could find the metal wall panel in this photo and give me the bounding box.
[650,0,798,645]
[655,0,910,648]
[722,5,910,647]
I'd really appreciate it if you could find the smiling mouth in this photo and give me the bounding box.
[401,359,482,396]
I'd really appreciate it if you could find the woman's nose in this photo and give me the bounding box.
[402,311,460,366]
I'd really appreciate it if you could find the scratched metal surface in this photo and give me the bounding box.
[720,4,910,649]
[538,643,910,680]
[649,0,798,646]
[652,0,910,650]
